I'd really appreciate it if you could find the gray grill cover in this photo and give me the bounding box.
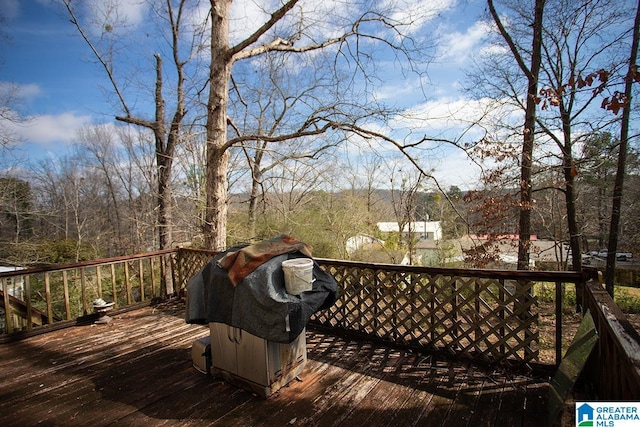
[185,250,338,343]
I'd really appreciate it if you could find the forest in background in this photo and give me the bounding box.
[1,129,639,268]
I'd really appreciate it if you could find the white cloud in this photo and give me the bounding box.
[341,129,483,190]
[0,81,41,104]
[227,0,453,49]
[83,0,148,36]
[6,112,93,146]
[379,0,457,34]
[431,149,482,190]
[229,0,272,44]
[374,74,429,102]
[389,97,485,138]
[438,19,495,64]
[391,96,521,136]
[15,83,41,99]
[229,0,353,45]
[337,93,526,191]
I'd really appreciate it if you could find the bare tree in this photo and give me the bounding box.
[488,0,546,270]
[31,154,94,261]
[579,133,619,251]
[344,149,387,221]
[63,0,207,293]
[0,83,23,153]
[228,50,343,238]
[605,0,640,296]
[202,0,433,250]
[532,0,628,274]
[74,124,159,255]
[265,150,333,223]
[388,166,423,264]
[0,177,32,244]
[0,9,24,156]
[75,125,125,253]
[467,0,629,274]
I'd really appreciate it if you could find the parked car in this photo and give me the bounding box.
[617,252,633,261]
[597,249,633,261]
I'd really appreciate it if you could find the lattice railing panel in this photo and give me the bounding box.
[173,249,217,291]
[312,263,541,365]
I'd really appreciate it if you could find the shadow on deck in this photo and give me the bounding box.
[0,301,573,427]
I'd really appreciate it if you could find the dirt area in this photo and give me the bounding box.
[537,302,640,365]
[626,313,640,332]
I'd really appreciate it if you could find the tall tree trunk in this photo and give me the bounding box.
[488,0,545,270]
[246,140,267,239]
[604,0,640,296]
[564,157,582,270]
[157,150,175,295]
[598,182,606,249]
[560,106,582,273]
[204,0,232,251]
[155,53,172,252]
[153,54,175,295]
[517,0,545,271]
[247,161,261,239]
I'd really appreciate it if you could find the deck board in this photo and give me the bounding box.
[0,302,558,426]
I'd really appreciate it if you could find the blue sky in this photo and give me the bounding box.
[0,0,491,189]
[1,0,115,157]
[3,4,106,113]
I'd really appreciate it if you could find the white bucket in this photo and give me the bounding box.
[282,258,314,295]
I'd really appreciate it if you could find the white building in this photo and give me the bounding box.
[376,221,443,241]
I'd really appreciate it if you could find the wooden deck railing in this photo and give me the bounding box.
[169,249,585,367]
[581,278,640,400]
[0,250,174,339]
[311,259,587,368]
[3,247,639,391]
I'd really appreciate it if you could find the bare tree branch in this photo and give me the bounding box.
[62,0,131,117]
[229,0,301,59]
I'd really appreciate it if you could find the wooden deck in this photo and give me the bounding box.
[0,301,566,426]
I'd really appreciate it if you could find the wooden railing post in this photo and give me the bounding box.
[62,270,71,320]
[45,273,53,325]
[110,264,117,308]
[161,253,173,297]
[24,276,32,331]
[96,266,102,300]
[138,259,145,301]
[124,261,132,304]
[150,258,157,299]
[80,267,88,315]
[2,278,13,333]
[555,280,563,366]
[175,249,183,295]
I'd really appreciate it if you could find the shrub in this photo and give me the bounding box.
[615,288,640,314]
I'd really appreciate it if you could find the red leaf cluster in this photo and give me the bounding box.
[600,92,628,115]
[536,68,635,115]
